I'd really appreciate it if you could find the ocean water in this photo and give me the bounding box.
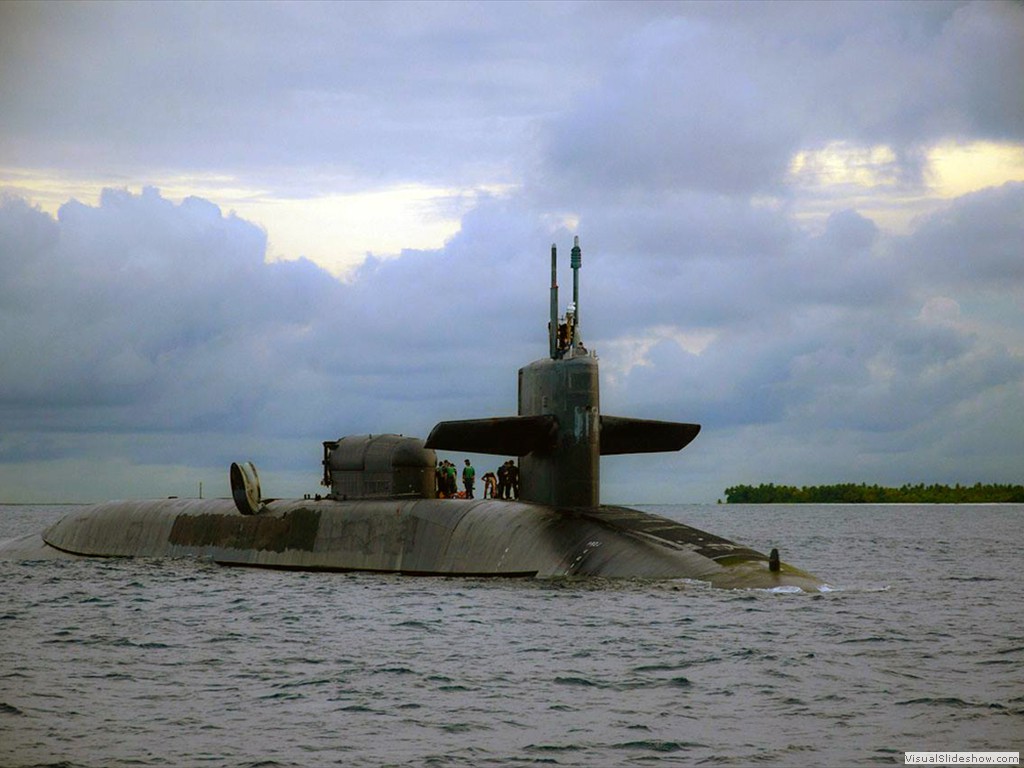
[1,503,1021,767]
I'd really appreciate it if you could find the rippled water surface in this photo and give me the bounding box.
[1,503,1021,766]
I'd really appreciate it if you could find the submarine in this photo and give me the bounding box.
[1,238,823,590]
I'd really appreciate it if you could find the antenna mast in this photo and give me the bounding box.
[570,235,582,348]
[549,243,558,359]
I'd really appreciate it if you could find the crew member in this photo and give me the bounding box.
[446,461,458,497]
[482,471,497,498]
[508,461,520,499]
[496,462,509,499]
[462,459,475,499]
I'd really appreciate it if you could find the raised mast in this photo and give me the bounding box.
[570,235,581,349]
[549,243,559,360]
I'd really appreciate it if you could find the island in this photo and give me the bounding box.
[723,483,1024,504]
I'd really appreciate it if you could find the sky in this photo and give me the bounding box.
[1,0,1022,504]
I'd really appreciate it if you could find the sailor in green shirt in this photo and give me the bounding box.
[446,461,457,496]
[462,459,476,499]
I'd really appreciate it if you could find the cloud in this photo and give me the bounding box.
[0,2,599,188]
[3,176,1021,503]
[1,2,1023,503]
[541,20,798,196]
[589,182,1023,498]
[535,1,1024,201]
[6,2,1022,194]
[0,190,546,451]
[903,181,1024,288]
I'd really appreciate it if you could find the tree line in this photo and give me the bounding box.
[723,482,1024,504]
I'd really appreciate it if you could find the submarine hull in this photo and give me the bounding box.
[27,498,823,590]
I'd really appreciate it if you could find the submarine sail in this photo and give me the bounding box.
[426,236,702,508]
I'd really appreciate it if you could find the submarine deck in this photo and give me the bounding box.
[30,497,823,590]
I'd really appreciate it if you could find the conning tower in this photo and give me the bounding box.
[518,236,600,506]
[426,238,699,507]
